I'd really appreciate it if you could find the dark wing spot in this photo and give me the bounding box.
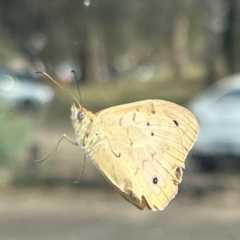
[153,177,158,184]
[175,167,182,181]
[173,120,179,126]
[151,132,154,136]
[147,122,150,126]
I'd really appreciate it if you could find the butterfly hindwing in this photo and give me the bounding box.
[86,100,198,210]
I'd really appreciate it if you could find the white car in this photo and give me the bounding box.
[0,69,54,111]
[188,73,240,171]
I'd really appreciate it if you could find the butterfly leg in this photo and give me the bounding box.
[35,134,78,163]
[73,154,87,184]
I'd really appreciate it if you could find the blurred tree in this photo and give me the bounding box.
[197,0,227,86]
[223,0,240,73]
[1,0,238,85]
[0,0,188,82]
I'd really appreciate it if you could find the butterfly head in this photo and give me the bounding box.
[71,104,86,123]
[70,103,95,135]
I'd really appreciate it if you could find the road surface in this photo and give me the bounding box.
[0,187,239,240]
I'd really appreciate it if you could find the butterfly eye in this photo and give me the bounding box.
[77,110,86,121]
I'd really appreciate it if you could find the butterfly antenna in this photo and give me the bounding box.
[74,154,87,184]
[71,70,82,109]
[36,71,81,108]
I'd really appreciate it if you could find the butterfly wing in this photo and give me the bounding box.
[89,100,199,211]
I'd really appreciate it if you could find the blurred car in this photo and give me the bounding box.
[188,73,240,171]
[0,67,54,111]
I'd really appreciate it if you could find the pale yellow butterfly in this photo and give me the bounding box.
[37,72,199,211]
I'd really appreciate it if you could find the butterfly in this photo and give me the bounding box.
[37,73,199,211]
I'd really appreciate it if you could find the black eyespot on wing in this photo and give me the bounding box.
[153,177,158,184]
[77,110,86,121]
[147,122,150,126]
[151,132,154,136]
[173,120,179,126]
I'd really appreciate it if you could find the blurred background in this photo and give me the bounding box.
[0,0,240,239]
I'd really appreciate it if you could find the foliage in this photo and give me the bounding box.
[0,110,31,166]
[0,1,207,82]
[0,0,238,85]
